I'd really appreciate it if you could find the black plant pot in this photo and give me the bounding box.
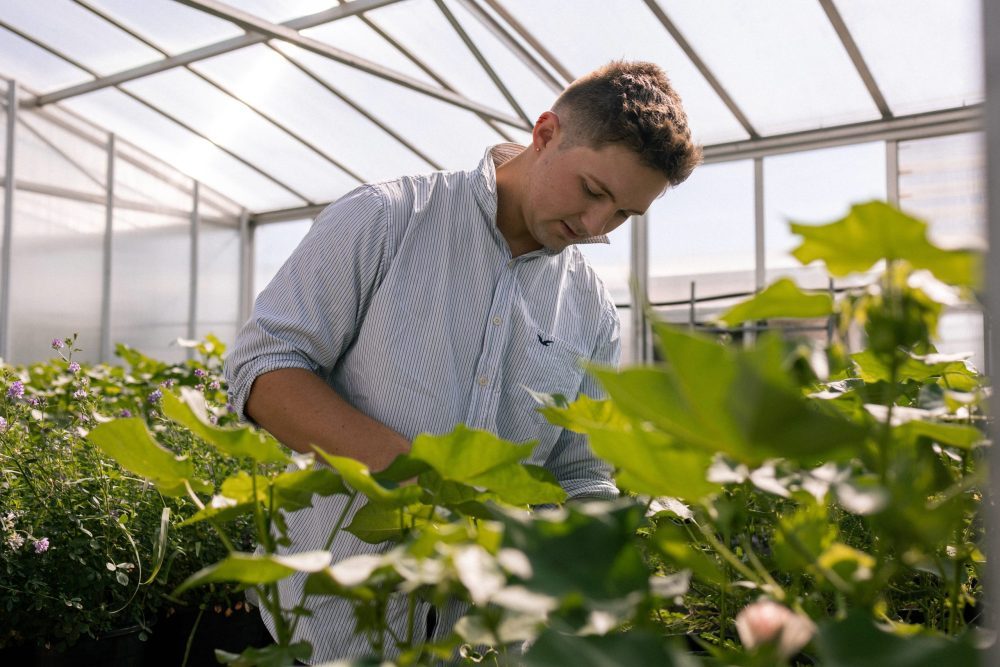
[145,605,273,667]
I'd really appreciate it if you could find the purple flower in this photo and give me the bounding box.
[194,368,206,378]
[51,338,64,350]
[0,416,7,433]
[119,408,132,418]
[208,414,218,425]
[73,389,88,400]
[226,402,236,414]
[33,537,49,554]
[160,379,175,388]
[68,362,81,373]
[208,380,221,391]
[27,397,40,407]
[195,384,205,392]
[7,381,24,400]
[148,389,163,404]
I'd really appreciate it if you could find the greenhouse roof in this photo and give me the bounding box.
[0,0,985,219]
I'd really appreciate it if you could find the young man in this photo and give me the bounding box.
[224,60,701,662]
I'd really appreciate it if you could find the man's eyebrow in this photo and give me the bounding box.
[589,175,642,216]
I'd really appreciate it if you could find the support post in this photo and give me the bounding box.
[0,80,16,361]
[629,213,649,364]
[187,181,200,358]
[238,210,253,325]
[99,134,115,362]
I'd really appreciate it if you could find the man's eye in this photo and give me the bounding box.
[583,183,600,198]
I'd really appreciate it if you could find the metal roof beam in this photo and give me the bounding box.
[23,0,408,108]
[818,0,892,119]
[480,0,575,84]
[175,0,529,129]
[643,0,759,139]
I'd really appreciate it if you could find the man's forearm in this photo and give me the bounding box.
[244,368,409,471]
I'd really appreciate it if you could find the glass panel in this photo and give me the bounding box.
[365,0,517,116]
[10,192,105,364]
[273,42,506,170]
[2,0,163,76]
[253,219,312,298]
[17,111,108,196]
[192,43,432,183]
[898,132,986,248]
[765,142,886,287]
[196,220,241,346]
[936,308,984,372]
[111,209,190,363]
[0,26,92,93]
[122,67,358,204]
[86,0,243,55]
[661,0,880,136]
[63,88,303,211]
[577,221,632,306]
[226,0,338,23]
[114,151,193,216]
[498,0,749,145]
[649,160,756,305]
[834,0,983,115]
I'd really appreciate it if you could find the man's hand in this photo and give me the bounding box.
[245,368,409,472]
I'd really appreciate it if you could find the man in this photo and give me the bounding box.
[224,60,701,662]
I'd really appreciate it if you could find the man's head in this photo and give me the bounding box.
[508,61,701,255]
[551,60,701,187]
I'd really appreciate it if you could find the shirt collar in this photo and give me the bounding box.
[471,143,610,255]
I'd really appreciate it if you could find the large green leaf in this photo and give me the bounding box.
[172,551,332,596]
[524,629,700,667]
[466,464,566,506]
[162,389,289,464]
[313,449,422,507]
[346,501,434,544]
[717,278,833,326]
[87,418,210,497]
[852,350,978,385]
[815,610,980,667]
[410,425,535,481]
[537,395,630,434]
[897,420,984,450]
[790,201,980,286]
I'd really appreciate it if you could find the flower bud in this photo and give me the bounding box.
[735,599,815,659]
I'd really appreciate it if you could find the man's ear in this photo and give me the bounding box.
[532,111,561,151]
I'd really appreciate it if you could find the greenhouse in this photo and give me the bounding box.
[1,0,998,665]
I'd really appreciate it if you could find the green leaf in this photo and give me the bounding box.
[524,628,700,667]
[717,278,833,326]
[790,201,980,286]
[346,501,434,544]
[651,522,726,586]
[815,610,981,667]
[897,420,984,450]
[172,551,332,596]
[215,641,313,667]
[86,418,210,497]
[313,449,422,507]
[537,395,631,434]
[467,464,567,506]
[271,467,348,510]
[410,424,536,482]
[143,507,171,585]
[161,389,289,464]
[852,350,978,385]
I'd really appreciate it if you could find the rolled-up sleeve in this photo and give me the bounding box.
[543,305,621,500]
[224,185,388,420]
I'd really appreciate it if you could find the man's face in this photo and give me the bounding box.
[523,135,668,253]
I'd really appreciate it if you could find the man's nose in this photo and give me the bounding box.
[580,203,617,236]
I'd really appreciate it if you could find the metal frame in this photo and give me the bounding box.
[629,214,650,364]
[0,80,15,361]
[187,180,200,356]
[99,134,114,362]
[818,0,891,119]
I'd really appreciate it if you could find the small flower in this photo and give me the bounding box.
[6,533,24,550]
[33,537,50,554]
[208,414,218,425]
[160,379,175,388]
[27,397,40,407]
[195,384,205,392]
[208,380,221,391]
[735,599,816,659]
[7,381,24,400]
[68,362,81,373]
[148,389,163,404]
[118,409,132,418]
[194,368,206,378]
[226,402,236,414]
[73,388,88,400]
[0,416,7,433]
[51,338,64,350]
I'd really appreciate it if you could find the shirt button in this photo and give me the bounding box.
[492,316,502,326]
[477,376,489,387]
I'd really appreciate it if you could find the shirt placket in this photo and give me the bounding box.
[466,259,518,431]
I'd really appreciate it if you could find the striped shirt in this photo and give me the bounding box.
[224,143,620,663]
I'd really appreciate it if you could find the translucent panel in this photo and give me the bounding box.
[114,153,193,216]
[63,88,303,211]
[111,210,190,363]
[0,27,92,92]
[365,0,518,116]
[2,0,163,76]
[936,308,984,373]
[662,0,880,136]
[10,192,104,364]
[499,0,749,145]
[86,0,243,54]
[192,43,431,182]
[226,0,337,23]
[648,160,756,303]
[898,132,985,249]
[122,67,357,204]
[17,112,107,195]
[274,42,506,170]
[196,220,241,346]
[577,222,632,305]
[253,219,311,298]
[302,16,440,88]
[617,306,635,366]
[835,0,983,115]
[764,142,886,287]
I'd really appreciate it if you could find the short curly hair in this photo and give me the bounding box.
[552,60,702,187]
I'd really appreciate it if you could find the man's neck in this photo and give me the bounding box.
[494,149,542,258]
